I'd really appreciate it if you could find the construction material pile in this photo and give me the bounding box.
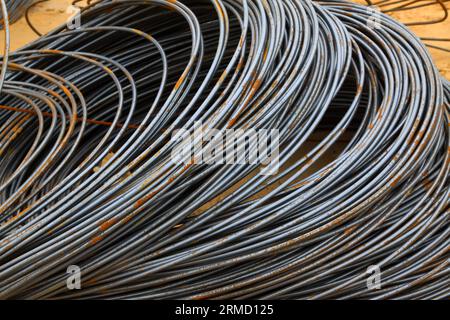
[0,0,448,299]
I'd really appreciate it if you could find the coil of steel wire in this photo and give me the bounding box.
[0,0,448,299]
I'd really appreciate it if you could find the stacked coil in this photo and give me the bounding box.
[0,0,448,299]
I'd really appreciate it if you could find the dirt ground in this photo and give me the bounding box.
[0,0,448,78]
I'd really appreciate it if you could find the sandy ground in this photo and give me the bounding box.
[0,0,448,78]
[0,0,73,51]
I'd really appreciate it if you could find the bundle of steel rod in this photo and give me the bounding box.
[0,0,448,299]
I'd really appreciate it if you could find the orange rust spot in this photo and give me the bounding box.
[219,71,227,83]
[99,218,117,232]
[90,235,103,245]
[121,213,134,224]
[356,84,363,94]
[216,1,225,18]
[390,176,402,188]
[61,86,72,97]
[406,133,415,146]
[12,126,23,134]
[319,168,330,178]
[252,78,263,91]
[4,207,28,224]
[42,49,62,54]
[344,226,355,236]
[263,47,269,61]
[228,117,237,127]
[377,110,383,120]
[132,28,144,36]
[415,131,424,144]
[299,180,309,187]
[134,191,156,209]
[368,122,374,130]
[305,156,314,165]
[174,76,184,90]
[270,80,279,90]
[93,152,115,173]
[423,179,432,191]
[104,66,114,75]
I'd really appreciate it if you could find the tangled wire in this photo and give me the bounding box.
[0,0,448,299]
